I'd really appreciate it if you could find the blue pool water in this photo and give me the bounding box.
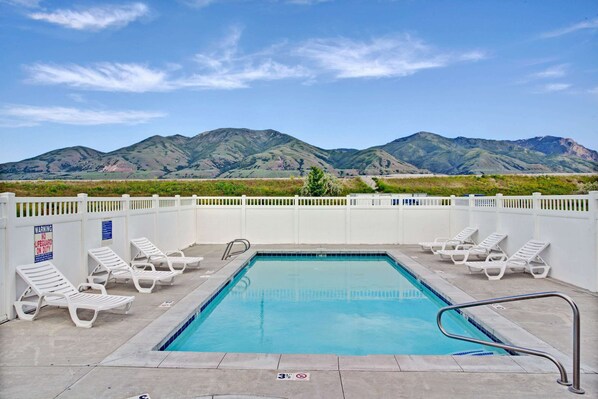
[165,254,505,355]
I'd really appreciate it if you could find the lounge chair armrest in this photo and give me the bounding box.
[132,262,156,271]
[165,250,185,257]
[148,254,168,262]
[43,292,69,301]
[486,254,507,262]
[433,237,450,243]
[456,244,474,250]
[78,283,107,295]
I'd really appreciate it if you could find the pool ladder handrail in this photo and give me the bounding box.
[437,291,584,394]
[222,239,251,260]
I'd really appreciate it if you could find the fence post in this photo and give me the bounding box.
[1,192,16,319]
[175,195,181,249]
[495,193,503,233]
[398,195,405,244]
[294,195,299,244]
[449,195,455,238]
[345,195,351,244]
[241,195,246,239]
[588,191,598,292]
[192,195,198,245]
[77,193,88,282]
[152,194,159,243]
[468,194,475,228]
[532,192,541,239]
[122,194,130,261]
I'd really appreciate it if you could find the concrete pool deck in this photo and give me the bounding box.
[1,244,597,398]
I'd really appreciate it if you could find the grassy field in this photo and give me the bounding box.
[0,178,374,197]
[375,175,598,196]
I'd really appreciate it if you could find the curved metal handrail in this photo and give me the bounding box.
[222,239,251,260]
[437,291,584,394]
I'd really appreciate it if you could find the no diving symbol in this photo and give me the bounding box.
[276,372,310,381]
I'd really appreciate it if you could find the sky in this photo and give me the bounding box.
[0,0,597,163]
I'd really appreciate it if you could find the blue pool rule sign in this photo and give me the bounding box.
[34,224,53,263]
[102,220,113,241]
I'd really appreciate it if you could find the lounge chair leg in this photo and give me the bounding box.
[123,301,133,314]
[14,299,43,321]
[68,306,98,328]
[530,266,550,279]
[452,253,468,265]
[132,278,156,294]
[485,266,506,281]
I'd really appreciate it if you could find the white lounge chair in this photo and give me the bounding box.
[419,227,478,253]
[88,247,180,294]
[14,261,134,328]
[436,233,507,264]
[464,240,550,280]
[130,237,203,273]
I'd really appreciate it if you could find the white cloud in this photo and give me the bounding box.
[541,18,598,38]
[188,26,309,89]
[26,63,171,92]
[180,60,310,89]
[296,34,485,79]
[2,0,41,8]
[540,83,571,92]
[28,3,149,31]
[2,105,165,125]
[588,86,598,95]
[24,30,485,91]
[25,27,309,91]
[530,64,568,79]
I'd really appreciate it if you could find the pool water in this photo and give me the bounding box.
[165,255,505,355]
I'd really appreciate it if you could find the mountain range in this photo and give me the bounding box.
[0,128,596,179]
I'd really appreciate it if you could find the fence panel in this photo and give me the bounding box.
[1,191,597,321]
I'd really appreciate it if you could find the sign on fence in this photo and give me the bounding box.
[34,224,53,263]
[101,219,113,244]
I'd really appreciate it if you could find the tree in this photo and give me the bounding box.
[301,166,342,196]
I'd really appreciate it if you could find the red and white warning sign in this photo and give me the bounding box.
[276,372,310,381]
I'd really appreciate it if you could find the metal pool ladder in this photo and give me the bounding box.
[437,291,584,394]
[222,239,251,260]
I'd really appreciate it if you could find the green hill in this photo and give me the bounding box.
[0,128,596,179]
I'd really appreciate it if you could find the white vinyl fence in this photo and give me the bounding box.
[1,191,597,321]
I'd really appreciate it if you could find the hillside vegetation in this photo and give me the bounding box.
[1,175,595,197]
[0,178,374,197]
[375,175,598,196]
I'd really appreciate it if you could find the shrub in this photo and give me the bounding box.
[300,167,342,196]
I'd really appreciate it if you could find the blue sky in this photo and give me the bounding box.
[0,0,597,163]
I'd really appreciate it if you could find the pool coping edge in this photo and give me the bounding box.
[98,248,595,375]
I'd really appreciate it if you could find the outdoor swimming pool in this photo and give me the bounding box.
[163,254,506,355]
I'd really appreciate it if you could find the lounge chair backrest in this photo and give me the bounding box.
[477,233,507,250]
[88,247,130,272]
[454,227,477,241]
[16,262,78,297]
[510,240,549,262]
[131,237,164,258]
